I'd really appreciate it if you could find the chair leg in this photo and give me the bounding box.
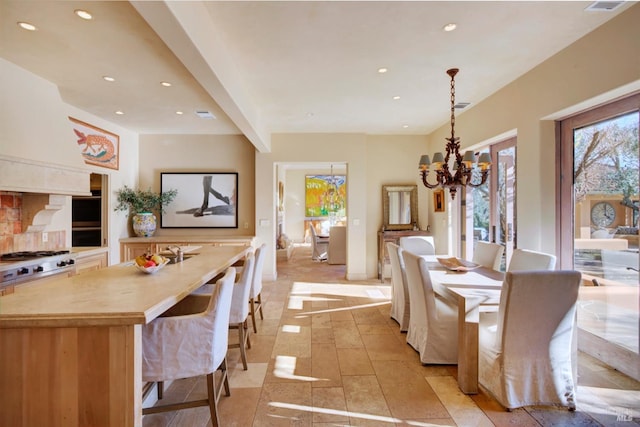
[157,381,163,399]
[250,298,258,334]
[238,324,248,370]
[206,372,220,427]
[220,358,231,397]
[257,294,264,320]
[244,319,251,349]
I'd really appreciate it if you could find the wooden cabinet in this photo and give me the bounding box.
[75,250,108,275]
[120,242,158,262]
[0,285,15,296]
[378,229,432,280]
[119,236,255,262]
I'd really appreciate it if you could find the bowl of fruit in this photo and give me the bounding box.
[134,253,170,274]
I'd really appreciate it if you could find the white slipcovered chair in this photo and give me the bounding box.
[478,270,582,411]
[472,241,504,271]
[387,242,410,332]
[309,224,329,261]
[328,225,346,265]
[507,248,556,271]
[399,235,435,255]
[229,250,255,370]
[141,267,236,426]
[402,250,458,364]
[249,244,266,333]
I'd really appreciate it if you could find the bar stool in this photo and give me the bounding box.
[141,267,236,427]
[249,244,266,334]
[229,251,255,370]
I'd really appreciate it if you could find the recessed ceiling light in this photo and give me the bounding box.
[103,76,115,82]
[402,124,409,129]
[160,81,172,87]
[443,23,457,32]
[74,9,92,20]
[377,67,388,74]
[176,111,183,115]
[115,111,124,115]
[17,22,37,31]
[393,96,401,100]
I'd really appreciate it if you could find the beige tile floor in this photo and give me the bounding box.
[143,246,640,427]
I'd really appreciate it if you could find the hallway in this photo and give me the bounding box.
[143,246,640,426]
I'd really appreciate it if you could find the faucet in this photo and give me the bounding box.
[166,245,183,263]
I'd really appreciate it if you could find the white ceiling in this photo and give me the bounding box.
[0,1,634,152]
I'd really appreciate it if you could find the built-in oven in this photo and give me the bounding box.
[0,250,77,294]
[72,190,102,247]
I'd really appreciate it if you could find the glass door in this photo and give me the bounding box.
[462,138,516,270]
[491,140,516,269]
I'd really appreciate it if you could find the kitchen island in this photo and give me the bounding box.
[0,244,249,427]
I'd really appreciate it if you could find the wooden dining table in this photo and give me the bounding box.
[424,256,505,394]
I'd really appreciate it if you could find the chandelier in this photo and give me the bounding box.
[418,68,491,200]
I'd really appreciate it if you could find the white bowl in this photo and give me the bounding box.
[135,258,170,274]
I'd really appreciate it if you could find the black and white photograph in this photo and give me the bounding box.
[160,172,238,228]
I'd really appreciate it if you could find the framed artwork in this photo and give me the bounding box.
[434,189,445,212]
[305,175,346,217]
[160,172,238,228]
[69,117,119,170]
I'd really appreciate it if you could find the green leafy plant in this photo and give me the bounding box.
[114,185,177,215]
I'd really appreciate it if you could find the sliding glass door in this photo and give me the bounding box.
[558,93,639,377]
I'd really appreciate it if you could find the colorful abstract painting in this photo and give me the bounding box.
[305,175,346,217]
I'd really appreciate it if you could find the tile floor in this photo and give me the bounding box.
[143,246,640,427]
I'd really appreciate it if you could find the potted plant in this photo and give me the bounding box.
[114,185,177,237]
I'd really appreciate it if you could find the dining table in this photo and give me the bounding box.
[424,255,505,394]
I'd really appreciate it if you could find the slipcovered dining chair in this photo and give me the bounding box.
[249,244,266,333]
[478,270,582,411]
[141,267,236,427]
[387,242,410,332]
[402,251,458,364]
[229,250,255,370]
[399,235,435,256]
[309,224,329,261]
[507,248,556,272]
[472,241,504,271]
[328,225,347,265]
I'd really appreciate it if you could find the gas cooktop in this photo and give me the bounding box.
[1,250,71,261]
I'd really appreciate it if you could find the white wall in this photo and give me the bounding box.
[138,134,256,239]
[426,5,640,257]
[0,58,139,265]
[257,134,428,280]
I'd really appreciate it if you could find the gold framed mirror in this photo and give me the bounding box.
[382,184,418,230]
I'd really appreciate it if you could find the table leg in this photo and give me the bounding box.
[456,295,482,394]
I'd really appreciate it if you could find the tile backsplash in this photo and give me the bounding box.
[0,191,65,254]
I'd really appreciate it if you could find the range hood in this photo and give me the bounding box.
[0,155,90,196]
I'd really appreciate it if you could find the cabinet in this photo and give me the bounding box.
[378,229,432,280]
[75,250,108,275]
[119,236,255,262]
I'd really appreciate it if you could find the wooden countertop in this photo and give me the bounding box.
[0,245,248,328]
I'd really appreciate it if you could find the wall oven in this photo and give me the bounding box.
[72,191,102,247]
